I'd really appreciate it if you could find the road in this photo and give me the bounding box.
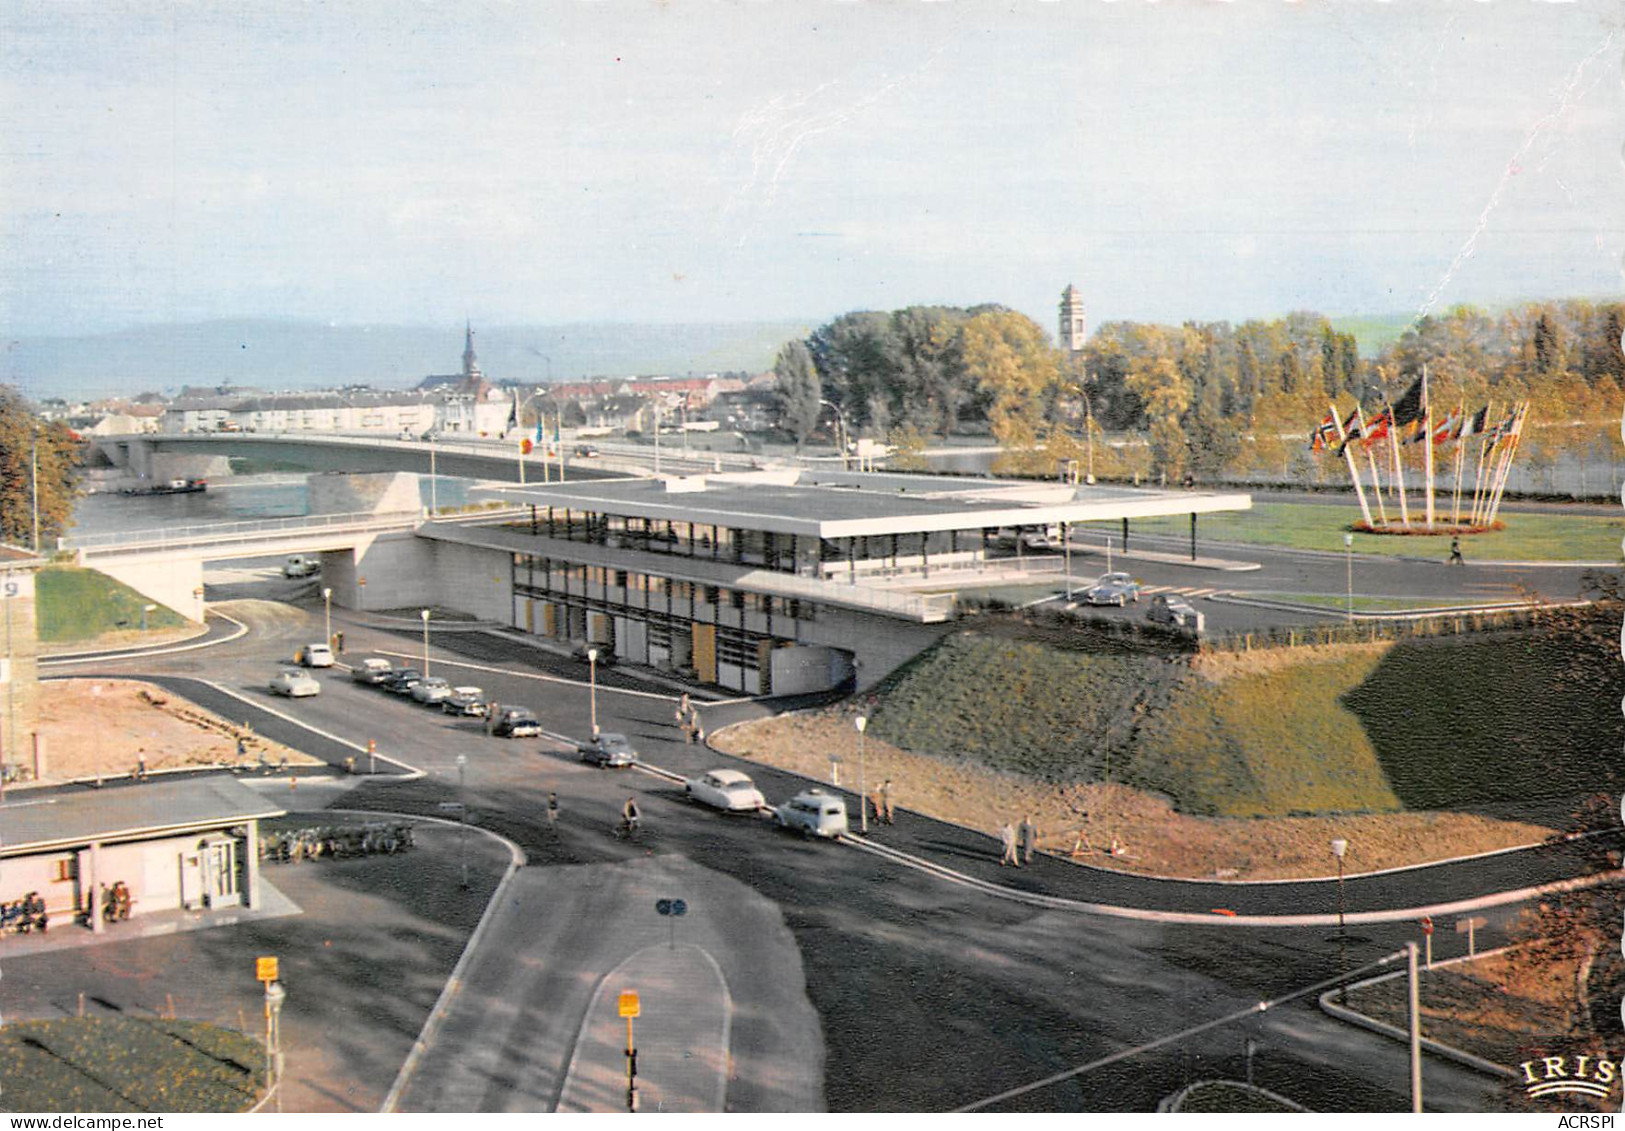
[51,579,1572,1113]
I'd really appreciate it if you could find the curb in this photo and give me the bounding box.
[39,609,248,667]
[1157,1080,1310,1113]
[372,809,529,1113]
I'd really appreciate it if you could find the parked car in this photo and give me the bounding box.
[1081,572,1141,607]
[297,643,335,668]
[685,769,766,812]
[269,667,320,698]
[352,657,395,684]
[574,444,600,458]
[410,676,453,705]
[442,686,488,717]
[492,707,541,738]
[578,732,638,768]
[283,555,320,578]
[383,668,424,695]
[1146,593,1201,629]
[773,789,848,839]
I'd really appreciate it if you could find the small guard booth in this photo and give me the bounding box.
[0,776,284,933]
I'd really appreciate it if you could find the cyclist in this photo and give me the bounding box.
[620,796,642,835]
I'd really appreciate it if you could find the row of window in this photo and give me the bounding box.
[512,554,815,620]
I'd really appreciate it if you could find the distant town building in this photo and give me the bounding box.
[1059,284,1087,355]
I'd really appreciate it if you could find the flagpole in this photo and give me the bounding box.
[1488,402,1528,525]
[1485,404,1518,526]
[1355,404,1387,526]
[1387,401,1410,530]
[1422,367,1435,530]
[1469,401,1495,526]
[1331,402,1374,529]
[1451,401,1465,527]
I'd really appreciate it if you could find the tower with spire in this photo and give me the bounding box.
[461,321,483,385]
[1058,285,1087,356]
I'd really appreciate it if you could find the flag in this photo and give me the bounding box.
[1430,411,1462,445]
[505,392,519,432]
[1310,413,1337,452]
[1390,377,1425,427]
[1362,409,1392,447]
[1457,406,1489,440]
[1489,411,1518,443]
[1334,410,1361,454]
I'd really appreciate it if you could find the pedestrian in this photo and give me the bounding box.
[676,693,690,724]
[547,791,560,829]
[135,751,148,781]
[235,734,247,761]
[1019,814,1038,864]
[1448,537,1464,566]
[879,779,895,824]
[334,630,345,654]
[486,699,500,736]
[999,821,1019,866]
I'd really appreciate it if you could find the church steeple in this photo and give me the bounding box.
[462,321,481,382]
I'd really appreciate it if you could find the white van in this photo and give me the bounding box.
[773,789,849,839]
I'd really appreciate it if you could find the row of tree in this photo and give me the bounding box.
[0,386,81,548]
[773,299,1625,482]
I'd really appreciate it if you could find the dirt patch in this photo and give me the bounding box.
[711,709,1554,881]
[28,678,321,782]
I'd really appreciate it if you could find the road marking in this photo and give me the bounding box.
[371,648,687,706]
[40,609,248,667]
[196,678,424,778]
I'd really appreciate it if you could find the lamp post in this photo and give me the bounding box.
[264,980,286,1112]
[1331,836,1349,1001]
[1343,533,1354,623]
[322,587,333,647]
[428,437,438,513]
[855,715,868,833]
[819,399,851,470]
[1063,522,1073,600]
[455,753,469,889]
[587,647,600,738]
[420,608,431,676]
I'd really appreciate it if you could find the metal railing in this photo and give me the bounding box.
[63,509,423,554]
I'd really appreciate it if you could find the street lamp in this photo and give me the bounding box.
[455,753,469,889]
[1063,522,1073,600]
[322,587,333,647]
[1343,533,1354,623]
[420,608,431,676]
[587,647,600,738]
[1331,836,1349,1001]
[819,399,851,470]
[855,715,868,833]
[264,980,287,1112]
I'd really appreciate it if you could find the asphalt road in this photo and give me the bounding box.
[60,590,1572,1112]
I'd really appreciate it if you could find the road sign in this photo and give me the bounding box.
[671,899,686,917]
[618,990,640,1018]
[1455,916,1487,933]
[656,899,671,915]
[1419,916,1434,936]
[256,956,279,982]
[656,898,688,917]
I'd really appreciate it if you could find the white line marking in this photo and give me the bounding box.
[40,609,249,666]
[196,679,424,779]
[371,648,684,705]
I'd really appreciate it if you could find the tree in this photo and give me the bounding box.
[0,386,82,548]
[962,310,1061,474]
[771,340,822,446]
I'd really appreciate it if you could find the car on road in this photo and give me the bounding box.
[269,667,320,698]
[773,789,848,839]
[352,657,394,684]
[1146,593,1201,629]
[1081,572,1141,607]
[283,555,320,578]
[574,444,600,458]
[579,731,638,768]
[410,676,453,705]
[297,643,335,668]
[383,668,424,695]
[492,707,541,738]
[441,686,488,717]
[685,769,766,812]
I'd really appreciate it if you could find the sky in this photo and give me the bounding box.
[3,1,1621,342]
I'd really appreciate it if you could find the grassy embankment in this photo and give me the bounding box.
[718,613,1617,876]
[0,1018,264,1112]
[1080,501,1622,561]
[35,565,187,644]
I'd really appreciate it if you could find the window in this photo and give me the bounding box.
[53,858,74,883]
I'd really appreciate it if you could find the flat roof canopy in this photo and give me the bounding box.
[0,776,286,856]
[474,469,1251,539]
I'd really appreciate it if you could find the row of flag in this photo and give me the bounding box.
[1310,377,1518,456]
[508,391,564,456]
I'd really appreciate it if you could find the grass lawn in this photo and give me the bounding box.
[1242,591,1499,612]
[35,566,188,643]
[1080,502,1623,562]
[0,1018,264,1113]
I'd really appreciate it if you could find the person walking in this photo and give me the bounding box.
[878,779,895,824]
[1448,537,1464,566]
[1019,815,1038,865]
[486,699,500,737]
[547,791,560,829]
[999,821,1019,866]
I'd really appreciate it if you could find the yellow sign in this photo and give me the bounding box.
[256,956,279,982]
[617,990,640,1018]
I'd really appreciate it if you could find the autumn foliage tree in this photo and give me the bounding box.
[0,385,82,548]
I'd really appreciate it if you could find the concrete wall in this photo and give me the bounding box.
[769,645,856,696]
[2,565,40,784]
[344,530,438,612]
[89,554,206,623]
[431,539,512,623]
[307,471,422,516]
